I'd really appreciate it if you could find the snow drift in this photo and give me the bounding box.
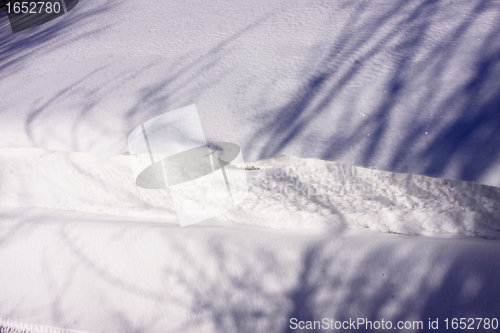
[1,147,499,239]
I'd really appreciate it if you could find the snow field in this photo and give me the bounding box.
[1,0,500,331]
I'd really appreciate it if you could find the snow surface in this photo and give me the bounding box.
[1,207,500,333]
[0,0,499,185]
[1,0,500,332]
[0,148,499,332]
[1,148,499,239]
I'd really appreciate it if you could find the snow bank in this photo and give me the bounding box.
[1,148,498,239]
[233,156,500,239]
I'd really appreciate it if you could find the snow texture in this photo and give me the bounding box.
[0,0,500,332]
[0,207,499,333]
[1,148,500,239]
[0,0,499,186]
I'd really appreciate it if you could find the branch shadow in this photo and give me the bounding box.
[246,0,500,185]
[0,0,119,81]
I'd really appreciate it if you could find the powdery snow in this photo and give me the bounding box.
[1,0,500,332]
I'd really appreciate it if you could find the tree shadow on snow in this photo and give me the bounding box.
[0,0,119,80]
[246,0,500,185]
[175,227,500,333]
[280,237,500,333]
[9,0,500,186]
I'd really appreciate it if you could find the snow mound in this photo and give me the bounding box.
[0,148,499,238]
[233,156,500,239]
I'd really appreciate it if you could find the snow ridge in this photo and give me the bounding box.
[233,155,500,239]
[0,148,499,239]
